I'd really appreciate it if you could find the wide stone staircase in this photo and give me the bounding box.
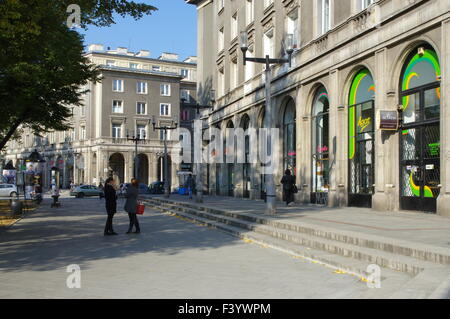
[142,196,450,298]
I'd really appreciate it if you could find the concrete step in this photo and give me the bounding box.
[144,197,450,267]
[148,199,433,276]
[149,201,408,279]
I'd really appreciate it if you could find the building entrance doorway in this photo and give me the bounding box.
[399,45,440,213]
[348,69,375,208]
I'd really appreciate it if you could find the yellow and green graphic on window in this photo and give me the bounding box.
[349,68,375,160]
[402,49,441,110]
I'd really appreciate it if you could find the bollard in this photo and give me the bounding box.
[10,199,23,217]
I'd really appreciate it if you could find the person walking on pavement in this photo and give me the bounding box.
[186,174,195,200]
[104,177,118,236]
[281,169,296,207]
[124,178,140,234]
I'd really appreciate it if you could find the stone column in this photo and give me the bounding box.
[149,153,157,183]
[249,107,260,200]
[233,114,243,198]
[372,48,397,212]
[437,19,450,217]
[328,69,340,207]
[298,85,311,204]
[125,151,133,184]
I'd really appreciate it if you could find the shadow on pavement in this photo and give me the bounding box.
[0,197,242,272]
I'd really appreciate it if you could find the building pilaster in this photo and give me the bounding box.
[437,19,450,216]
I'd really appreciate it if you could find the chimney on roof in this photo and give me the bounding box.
[136,50,150,57]
[159,52,179,61]
[88,44,104,52]
[117,47,128,55]
[184,56,197,63]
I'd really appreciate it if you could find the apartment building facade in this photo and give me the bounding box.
[2,45,197,190]
[188,0,450,216]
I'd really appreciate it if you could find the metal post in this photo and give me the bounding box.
[164,128,169,198]
[264,56,276,215]
[134,139,138,179]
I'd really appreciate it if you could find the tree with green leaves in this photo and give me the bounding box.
[0,0,157,151]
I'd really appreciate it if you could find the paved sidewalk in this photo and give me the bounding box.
[0,196,375,299]
[146,195,450,251]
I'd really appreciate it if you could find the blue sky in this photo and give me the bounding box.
[80,0,197,60]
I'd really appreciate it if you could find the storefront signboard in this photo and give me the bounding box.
[379,110,399,130]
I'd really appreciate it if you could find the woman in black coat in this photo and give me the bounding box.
[104,177,118,235]
[124,179,140,234]
[281,169,296,206]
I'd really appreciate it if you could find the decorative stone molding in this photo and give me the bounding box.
[283,0,299,13]
[352,9,371,33]
[313,34,328,54]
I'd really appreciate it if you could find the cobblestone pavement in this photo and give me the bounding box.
[0,196,383,299]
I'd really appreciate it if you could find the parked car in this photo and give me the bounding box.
[70,185,104,198]
[149,181,164,194]
[0,184,18,197]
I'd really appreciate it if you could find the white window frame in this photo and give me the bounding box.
[218,68,225,97]
[263,28,275,59]
[218,27,224,52]
[112,79,124,92]
[319,0,331,35]
[130,62,139,69]
[231,13,238,40]
[181,89,190,103]
[137,81,148,94]
[112,100,123,113]
[230,59,238,89]
[246,0,254,26]
[160,103,171,116]
[136,125,147,139]
[160,84,171,96]
[112,124,122,138]
[106,60,115,67]
[218,0,224,13]
[181,69,189,79]
[361,0,375,10]
[152,65,161,72]
[136,102,147,115]
[80,126,86,140]
[286,10,300,49]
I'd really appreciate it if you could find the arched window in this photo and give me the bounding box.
[348,68,375,207]
[399,45,441,212]
[311,86,330,199]
[283,99,296,175]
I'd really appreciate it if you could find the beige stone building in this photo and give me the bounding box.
[3,45,197,190]
[188,0,450,216]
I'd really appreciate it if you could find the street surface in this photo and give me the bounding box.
[0,195,374,299]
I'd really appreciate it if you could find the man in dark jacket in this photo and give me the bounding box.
[104,177,118,235]
[281,169,296,206]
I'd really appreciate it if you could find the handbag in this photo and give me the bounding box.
[136,202,145,215]
[293,184,299,194]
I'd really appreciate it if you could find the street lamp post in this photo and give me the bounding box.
[240,31,294,214]
[152,116,178,198]
[181,90,215,203]
[126,130,146,180]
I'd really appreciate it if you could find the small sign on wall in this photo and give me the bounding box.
[379,110,399,130]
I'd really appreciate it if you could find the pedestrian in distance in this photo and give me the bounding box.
[104,177,118,236]
[186,174,195,200]
[281,169,297,207]
[124,178,140,234]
